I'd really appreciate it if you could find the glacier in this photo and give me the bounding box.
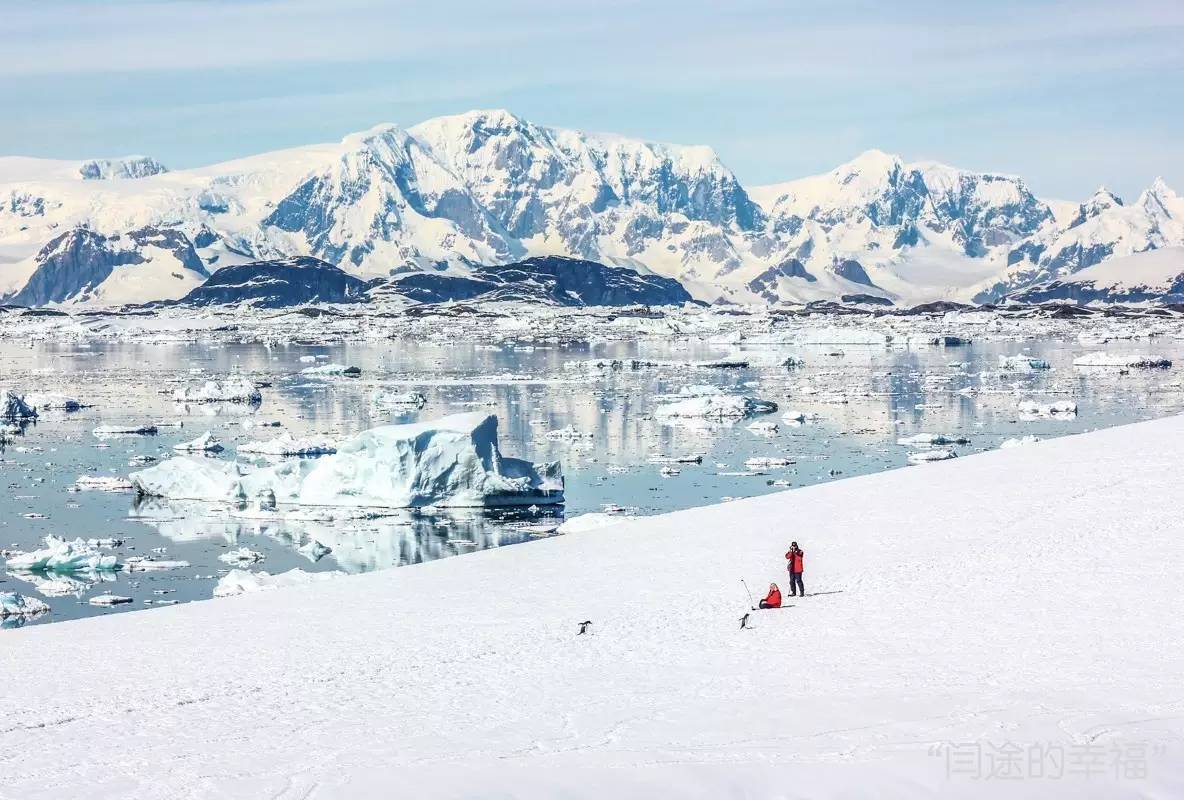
[130,412,564,509]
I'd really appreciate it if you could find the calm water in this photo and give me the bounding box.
[3,334,1181,626]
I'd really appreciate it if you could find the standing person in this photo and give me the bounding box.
[759,582,781,609]
[785,542,805,597]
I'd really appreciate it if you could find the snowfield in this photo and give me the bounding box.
[1,415,1183,798]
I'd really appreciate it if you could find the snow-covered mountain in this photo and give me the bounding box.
[0,110,1179,307]
[1008,247,1184,305]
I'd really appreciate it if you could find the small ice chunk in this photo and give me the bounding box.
[897,433,970,447]
[218,547,265,566]
[656,394,778,419]
[1017,400,1077,418]
[1001,435,1042,449]
[372,390,427,409]
[88,594,133,607]
[298,540,332,561]
[74,475,135,492]
[745,456,793,468]
[998,355,1051,371]
[24,393,87,411]
[907,449,957,464]
[1072,352,1172,369]
[174,431,224,453]
[94,424,158,438]
[301,363,361,377]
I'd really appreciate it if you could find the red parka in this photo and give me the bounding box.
[786,548,804,573]
[763,585,782,608]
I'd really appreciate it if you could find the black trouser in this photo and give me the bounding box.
[788,571,804,596]
[759,599,775,609]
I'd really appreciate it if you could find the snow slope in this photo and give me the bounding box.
[2,415,1183,798]
[3,110,1181,307]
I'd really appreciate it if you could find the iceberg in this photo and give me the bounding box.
[0,592,50,619]
[213,568,346,598]
[6,536,121,573]
[218,547,265,566]
[1,390,38,420]
[130,412,564,509]
[173,377,262,404]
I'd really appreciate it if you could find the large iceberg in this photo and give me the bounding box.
[131,412,564,509]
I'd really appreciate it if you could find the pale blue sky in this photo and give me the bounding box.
[3,0,1182,200]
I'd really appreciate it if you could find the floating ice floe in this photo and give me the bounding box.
[897,433,970,447]
[174,431,224,453]
[130,412,563,509]
[0,592,50,619]
[1,390,38,420]
[1072,352,1172,369]
[1001,435,1042,449]
[74,475,135,491]
[94,424,158,438]
[659,465,681,476]
[646,454,703,464]
[746,420,778,436]
[123,556,191,571]
[301,363,361,376]
[780,410,815,424]
[1017,400,1078,419]
[23,393,87,411]
[213,568,346,598]
[218,547,266,566]
[745,456,793,468]
[998,355,1051,371]
[238,432,337,457]
[656,393,778,420]
[907,449,957,464]
[88,594,133,607]
[372,390,427,408]
[298,540,332,561]
[173,377,262,404]
[6,536,120,573]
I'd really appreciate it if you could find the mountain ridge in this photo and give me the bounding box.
[1,109,1180,307]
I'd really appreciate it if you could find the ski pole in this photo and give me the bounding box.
[741,579,756,611]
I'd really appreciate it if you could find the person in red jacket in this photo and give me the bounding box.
[785,542,805,597]
[759,582,782,609]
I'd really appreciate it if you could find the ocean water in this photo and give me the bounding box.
[2,333,1181,626]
